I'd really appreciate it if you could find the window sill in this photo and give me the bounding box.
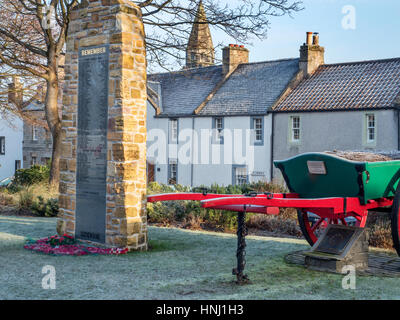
[288,140,301,146]
[363,141,377,148]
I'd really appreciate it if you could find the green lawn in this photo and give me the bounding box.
[0,215,399,300]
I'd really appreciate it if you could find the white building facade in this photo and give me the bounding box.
[147,103,273,186]
[0,110,23,181]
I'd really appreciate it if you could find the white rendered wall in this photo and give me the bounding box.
[0,111,23,180]
[146,107,273,187]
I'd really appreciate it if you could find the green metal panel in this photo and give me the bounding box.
[274,153,400,204]
[364,161,400,201]
[275,153,365,201]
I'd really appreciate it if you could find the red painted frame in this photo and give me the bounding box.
[147,192,393,221]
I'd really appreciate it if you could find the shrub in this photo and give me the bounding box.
[17,188,34,209]
[369,222,393,250]
[31,196,59,217]
[0,192,15,206]
[247,214,302,237]
[6,183,23,194]
[13,164,50,186]
[147,181,294,232]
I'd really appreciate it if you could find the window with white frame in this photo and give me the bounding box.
[32,126,39,141]
[291,116,300,142]
[253,118,263,144]
[168,160,177,185]
[214,117,223,143]
[169,119,178,144]
[0,137,5,155]
[366,113,376,143]
[233,166,248,186]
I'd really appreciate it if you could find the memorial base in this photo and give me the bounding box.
[304,251,368,273]
[304,225,369,273]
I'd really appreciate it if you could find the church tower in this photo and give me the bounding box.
[186,0,215,68]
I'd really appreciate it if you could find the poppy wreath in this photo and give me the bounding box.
[24,234,129,256]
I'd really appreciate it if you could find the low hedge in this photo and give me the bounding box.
[14,165,50,186]
[146,181,297,232]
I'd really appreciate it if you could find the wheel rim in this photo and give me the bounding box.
[391,192,400,256]
[298,210,367,246]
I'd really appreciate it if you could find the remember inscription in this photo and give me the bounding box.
[76,45,109,243]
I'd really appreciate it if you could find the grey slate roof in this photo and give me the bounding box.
[148,65,223,117]
[147,58,300,117]
[24,100,44,111]
[198,58,299,116]
[147,81,163,112]
[274,58,400,112]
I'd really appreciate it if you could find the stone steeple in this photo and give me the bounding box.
[186,0,215,68]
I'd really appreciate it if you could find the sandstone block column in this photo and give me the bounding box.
[58,0,148,250]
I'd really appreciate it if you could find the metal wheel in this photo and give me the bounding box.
[297,209,367,246]
[391,184,400,256]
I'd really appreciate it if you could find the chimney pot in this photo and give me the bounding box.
[313,32,319,45]
[306,32,313,45]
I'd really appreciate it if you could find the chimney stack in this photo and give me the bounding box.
[8,76,23,106]
[222,44,249,75]
[299,32,325,77]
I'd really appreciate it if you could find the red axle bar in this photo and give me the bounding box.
[147,192,298,203]
[147,192,393,218]
[147,193,286,214]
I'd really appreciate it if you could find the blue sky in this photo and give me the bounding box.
[209,0,400,65]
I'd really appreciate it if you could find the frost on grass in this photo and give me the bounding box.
[1,216,400,299]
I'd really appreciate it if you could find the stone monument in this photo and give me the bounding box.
[304,225,369,273]
[58,0,148,250]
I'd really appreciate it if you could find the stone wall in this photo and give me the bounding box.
[58,0,148,250]
[23,115,53,168]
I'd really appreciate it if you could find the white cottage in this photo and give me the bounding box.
[146,2,301,187]
[271,57,400,181]
[0,109,23,181]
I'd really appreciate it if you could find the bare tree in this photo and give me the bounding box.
[0,0,302,186]
[138,0,303,71]
[0,0,77,186]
